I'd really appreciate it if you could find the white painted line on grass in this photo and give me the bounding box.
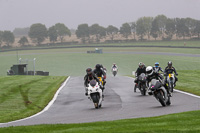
[174,89,200,99]
[0,76,70,125]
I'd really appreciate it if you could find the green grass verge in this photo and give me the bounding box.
[176,70,200,96]
[0,76,67,123]
[0,110,200,133]
[0,47,200,76]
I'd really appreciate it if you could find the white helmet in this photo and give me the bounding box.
[146,66,153,76]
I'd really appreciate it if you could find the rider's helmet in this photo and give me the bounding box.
[168,61,172,68]
[155,62,159,68]
[86,68,92,75]
[139,62,144,69]
[146,66,153,76]
[96,64,101,70]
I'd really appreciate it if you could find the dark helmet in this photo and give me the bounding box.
[139,62,144,68]
[95,64,101,70]
[86,68,92,75]
[90,80,96,87]
[155,62,159,68]
[168,61,172,68]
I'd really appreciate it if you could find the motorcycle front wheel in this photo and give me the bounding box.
[91,93,100,109]
[156,91,166,107]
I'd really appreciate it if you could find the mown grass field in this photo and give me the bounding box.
[0,47,200,76]
[0,76,66,123]
[0,42,200,132]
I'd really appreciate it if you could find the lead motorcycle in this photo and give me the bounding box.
[112,67,118,76]
[137,73,147,95]
[166,73,175,93]
[149,79,171,107]
[87,80,103,109]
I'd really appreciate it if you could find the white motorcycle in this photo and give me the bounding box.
[167,74,175,92]
[112,67,118,76]
[87,80,103,109]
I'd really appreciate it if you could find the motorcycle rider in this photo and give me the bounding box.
[84,68,102,96]
[153,62,163,73]
[153,62,164,80]
[111,63,118,71]
[164,61,178,86]
[93,64,107,88]
[134,62,146,92]
[146,66,171,96]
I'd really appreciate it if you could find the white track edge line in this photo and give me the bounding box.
[0,76,70,125]
[174,89,200,99]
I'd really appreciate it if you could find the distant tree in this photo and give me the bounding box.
[2,31,15,46]
[150,19,159,40]
[0,31,3,47]
[155,15,167,38]
[176,18,189,39]
[136,18,146,40]
[48,26,58,43]
[55,23,71,43]
[185,18,197,38]
[120,23,131,39]
[143,17,153,40]
[76,24,90,43]
[90,24,106,43]
[165,18,176,40]
[106,25,118,41]
[28,23,47,45]
[18,36,29,46]
[13,27,30,36]
[130,22,137,40]
[194,20,200,39]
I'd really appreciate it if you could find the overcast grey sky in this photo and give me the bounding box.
[0,0,200,31]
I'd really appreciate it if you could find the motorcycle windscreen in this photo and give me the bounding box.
[150,79,162,90]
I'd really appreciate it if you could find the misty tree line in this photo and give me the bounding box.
[1,14,200,47]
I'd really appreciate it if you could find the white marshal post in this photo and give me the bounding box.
[33,58,36,76]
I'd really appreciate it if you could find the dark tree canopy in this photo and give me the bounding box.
[90,24,106,42]
[18,36,29,46]
[150,19,159,40]
[28,23,47,45]
[120,23,131,39]
[106,25,118,41]
[55,23,71,43]
[76,24,90,43]
[2,31,15,46]
[48,26,58,43]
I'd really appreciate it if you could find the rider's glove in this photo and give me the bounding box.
[176,73,178,76]
[104,75,106,79]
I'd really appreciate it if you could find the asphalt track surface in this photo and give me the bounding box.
[1,76,200,127]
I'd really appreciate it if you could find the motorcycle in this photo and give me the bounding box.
[149,79,171,107]
[167,73,175,92]
[87,80,103,109]
[112,67,118,76]
[137,73,147,95]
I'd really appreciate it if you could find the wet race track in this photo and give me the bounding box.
[1,76,200,127]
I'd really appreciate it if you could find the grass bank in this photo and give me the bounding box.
[0,110,200,133]
[0,76,67,123]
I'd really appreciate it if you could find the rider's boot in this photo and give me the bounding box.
[134,84,137,92]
